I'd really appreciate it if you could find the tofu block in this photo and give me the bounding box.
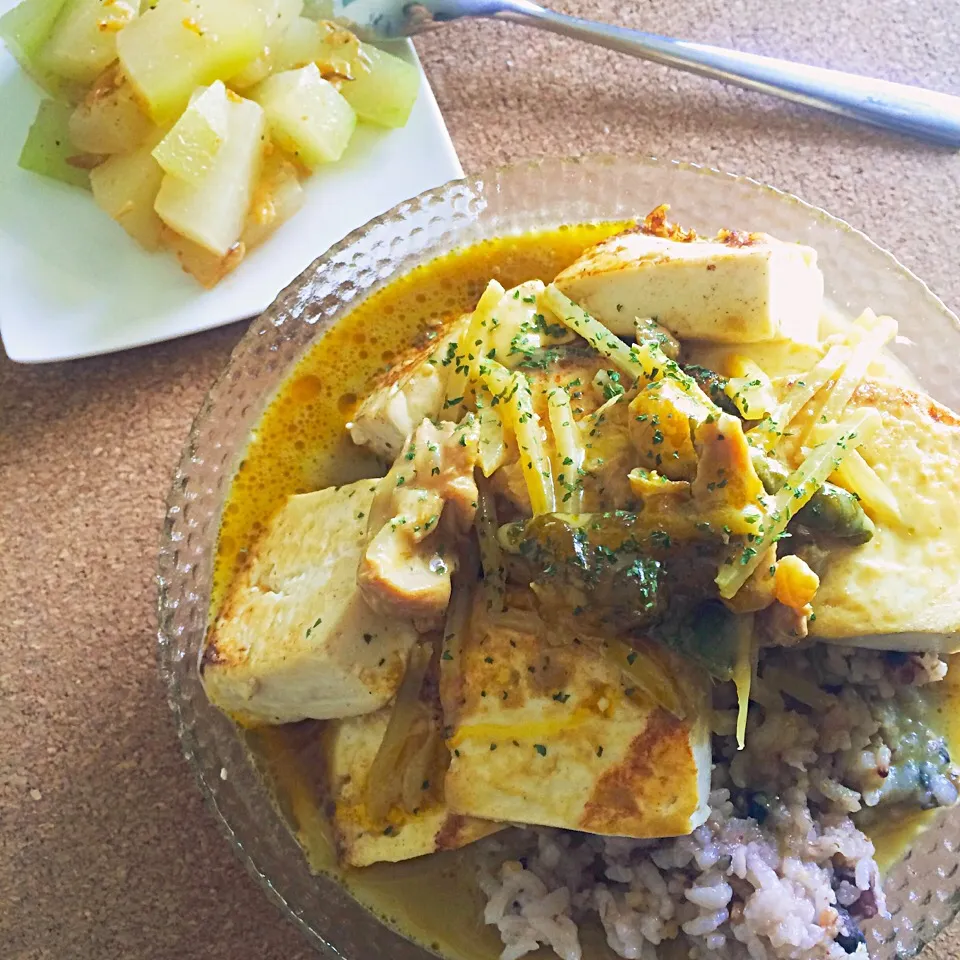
[326,703,503,867]
[202,479,417,724]
[442,596,712,838]
[554,228,823,345]
[348,318,465,460]
[800,379,960,654]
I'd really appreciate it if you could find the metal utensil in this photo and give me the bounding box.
[331,0,960,147]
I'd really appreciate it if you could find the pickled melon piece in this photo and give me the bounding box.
[0,0,67,63]
[229,0,304,89]
[153,93,265,256]
[271,14,321,72]
[89,130,166,250]
[256,0,304,32]
[253,63,355,167]
[0,0,72,95]
[336,42,419,128]
[18,99,91,190]
[117,0,265,121]
[39,0,137,84]
[68,65,156,154]
[152,80,230,183]
[241,150,304,249]
[162,226,246,287]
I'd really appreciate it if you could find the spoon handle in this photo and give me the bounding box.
[493,0,960,147]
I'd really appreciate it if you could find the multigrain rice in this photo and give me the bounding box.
[479,648,958,960]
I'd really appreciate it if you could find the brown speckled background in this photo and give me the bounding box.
[2,1,960,957]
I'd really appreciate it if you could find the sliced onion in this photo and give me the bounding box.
[400,724,439,814]
[603,638,686,720]
[365,642,432,822]
[475,484,504,615]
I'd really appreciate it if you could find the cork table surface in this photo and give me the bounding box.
[2,2,959,958]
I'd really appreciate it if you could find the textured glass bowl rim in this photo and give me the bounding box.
[157,154,960,960]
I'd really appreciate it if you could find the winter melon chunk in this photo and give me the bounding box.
[153,93,265,256]
[117,0,265,121]
[253,63,355,167]
[89,129,167,250]
[39,0,137,84]
[0,0,73,95]
[335,41,419,128]
[152,80,231,183]
[18,99,91,190]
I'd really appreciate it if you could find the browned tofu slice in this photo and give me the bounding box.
[326,702,503,867]
[800,379,960,653]
[554,222,823,345]
[442,595,712,838]
[202,480,417,725]
[348,318,466,461]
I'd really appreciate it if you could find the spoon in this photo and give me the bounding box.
[329,0,960,148]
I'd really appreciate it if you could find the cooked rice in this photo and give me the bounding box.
[478,648,957,960]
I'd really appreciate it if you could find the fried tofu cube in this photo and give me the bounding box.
[202,479,417,724]
[801,380,960,654]
[555,228,823,345]
[326,703,503,867]
[442,597,712,838]
[349,319,466,460]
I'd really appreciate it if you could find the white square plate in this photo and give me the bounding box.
[0,13,461,364]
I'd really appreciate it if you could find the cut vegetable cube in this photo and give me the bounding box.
[89,129,167,249]
[152,80,230,183]
[117,0,266,121]
[162,227,246,287]
[0,0,67,63]
[271,14,321,71]
[154,93,265,256]
[228,0,304,88]
[39,0,137,84]
[0,0,76,95]
[335,41,419,128]
[229,52,273,90]
[241,150,304,248]
[255,0,303,31]
[68,64,156,154]
[18,99,91,190]
[253,63,355,167]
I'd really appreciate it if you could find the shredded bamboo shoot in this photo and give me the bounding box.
[717,409,881,598]
[476,385,508,477]
[731,614,757,750]
[831,449,901,526]
[444,279,505,418]
[480,359,555,515]
[542,285,720,415]
[547,385,585,512]
[747,344,851,454]
[801,312,897,441]
[724,357,778,421]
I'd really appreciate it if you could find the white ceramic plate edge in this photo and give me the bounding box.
[0,13,462,364]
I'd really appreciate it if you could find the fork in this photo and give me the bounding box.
[329,0,960,147]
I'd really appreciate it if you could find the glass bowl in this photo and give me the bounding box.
[157,155,960,960]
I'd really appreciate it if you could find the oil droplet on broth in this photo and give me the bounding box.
[208,221,632,960]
